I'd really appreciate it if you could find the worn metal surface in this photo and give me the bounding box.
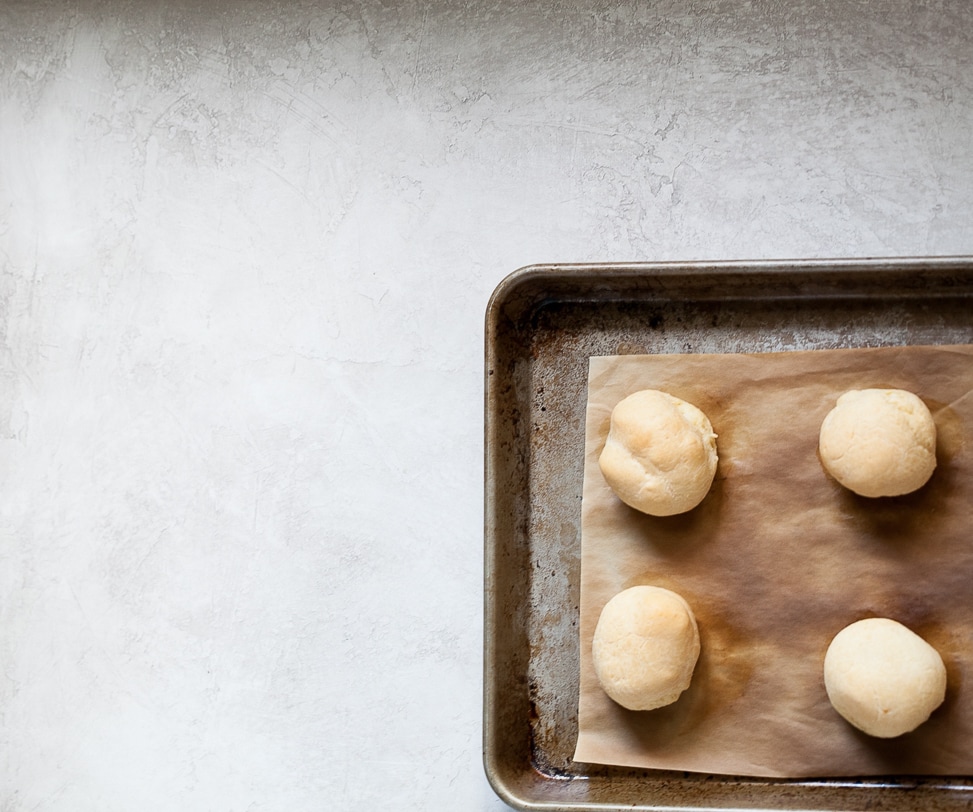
[485,258,973,811]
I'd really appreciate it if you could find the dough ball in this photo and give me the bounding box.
[599,389,718,516]
[592,585,701,711]
[824,617,947,738]
[818,388,937,497]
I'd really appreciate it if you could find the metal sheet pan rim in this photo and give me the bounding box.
[484,256,973,812]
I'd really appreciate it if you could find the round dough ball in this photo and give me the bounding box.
[818,388,936,498]
[599,389,718,516]
[592,585,701,711]
[824,617,947,738]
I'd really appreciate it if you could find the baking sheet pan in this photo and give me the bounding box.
[484,258,973,811]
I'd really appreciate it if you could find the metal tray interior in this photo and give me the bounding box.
[484,258,973,811]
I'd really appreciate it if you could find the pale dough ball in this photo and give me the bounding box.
[599,389,718,516]
[818,388,936,498]
[592,585,701,711]
[824,617,947,738]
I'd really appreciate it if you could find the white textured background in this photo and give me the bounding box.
[1,1,971,810]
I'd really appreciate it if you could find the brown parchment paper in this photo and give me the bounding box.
[573,344,973,778]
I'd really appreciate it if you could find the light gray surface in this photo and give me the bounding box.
[0,1,971,810]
